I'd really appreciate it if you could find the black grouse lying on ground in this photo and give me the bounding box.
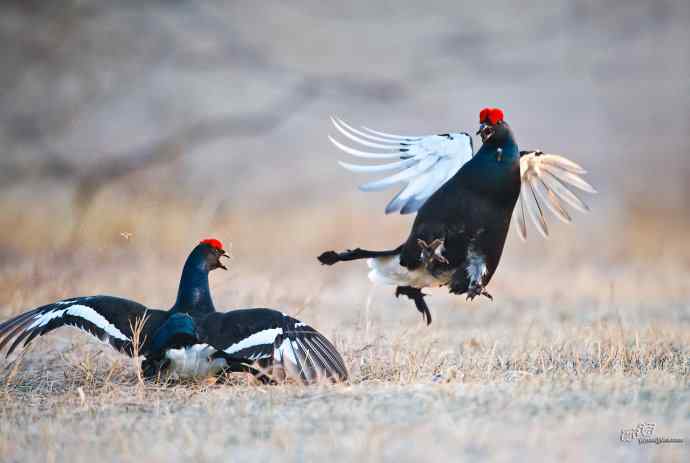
[0,239,348,383]
[319,108,595,324]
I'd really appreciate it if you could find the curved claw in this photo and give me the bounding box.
[466,284,493,302]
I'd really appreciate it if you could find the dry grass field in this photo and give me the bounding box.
[0,198,689,462]
[1,1,689,462]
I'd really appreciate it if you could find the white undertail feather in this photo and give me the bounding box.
[367,255,451,289]
[366,247,487,290]
[165,344,227,378]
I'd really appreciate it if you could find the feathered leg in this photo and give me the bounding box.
[450,266,493,301]
[417,239,449,267]
[318,246,401,265]
[466,283,493,301]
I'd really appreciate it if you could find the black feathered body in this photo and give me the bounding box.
[1,243,349,383]
[320,115,595,323]
[379,126,521,294]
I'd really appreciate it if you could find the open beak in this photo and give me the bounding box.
[219,251,230,270]
[477,123,495,142]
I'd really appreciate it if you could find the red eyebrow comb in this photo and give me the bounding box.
[479,107,504,124]
[200,238,224,250]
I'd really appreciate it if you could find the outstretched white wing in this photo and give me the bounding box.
[329,117,473,214]
[515,151,596,240]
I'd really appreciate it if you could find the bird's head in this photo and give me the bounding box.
[476,107,509,143]
[197,238,230,271]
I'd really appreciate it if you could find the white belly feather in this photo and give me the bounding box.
[164,344,228,378]
[367,255,452,288]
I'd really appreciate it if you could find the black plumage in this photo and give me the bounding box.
[202,309,348,384]
[0,239,348,383]
[397,119,520,296]
[319,109,594,324]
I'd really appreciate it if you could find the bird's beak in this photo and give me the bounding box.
[477,123,495,142]
[219,252,230,270]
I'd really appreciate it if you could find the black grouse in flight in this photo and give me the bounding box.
[0,239,348,383]
[319,108,595,324]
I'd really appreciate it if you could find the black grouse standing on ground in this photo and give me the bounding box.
[319,108,595,324]
[0,239,348,383]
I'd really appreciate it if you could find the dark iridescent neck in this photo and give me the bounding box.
[482,125,519,161]
[172,248,215,314]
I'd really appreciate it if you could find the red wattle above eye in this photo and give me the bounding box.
[479,108,491,123]
[200,238,224,250]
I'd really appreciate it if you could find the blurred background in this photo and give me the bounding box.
[1,0,689,331]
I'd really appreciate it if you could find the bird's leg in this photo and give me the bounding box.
[417,239,449,268]
[395,286,432,325]
[318,247,401,265]
[141,357,171,380]
[459,249,493,301]
[466,283,493,301]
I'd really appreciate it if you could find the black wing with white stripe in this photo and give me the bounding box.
[200,309,348,384]
[0,296,168,357]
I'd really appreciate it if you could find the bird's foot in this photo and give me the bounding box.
[317,251,340,265]
[417,239,449,267]
[466,283,493,302]
[141,357,170,381]
[395,285,432,325]
[395,286,419,299]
